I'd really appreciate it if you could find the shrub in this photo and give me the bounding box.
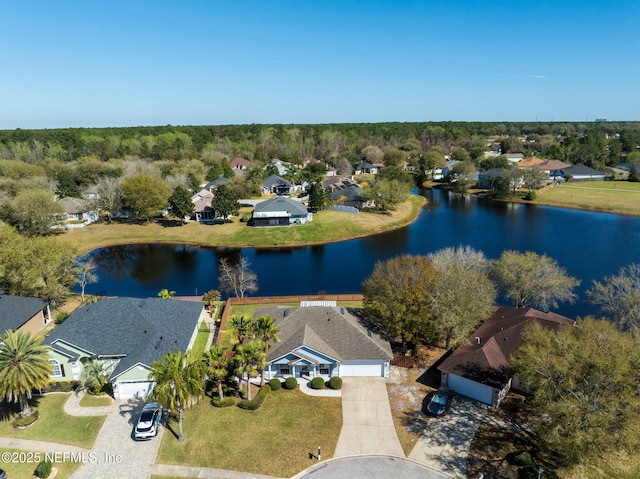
[55,311,70,324]
[269,378,282,391]
[328,376,343,390]
[310,377,325,389]
[523,191,537,201]
[283,377,298,390]
[512,451,533,467]
[35,460,52,479]
[13,410,39,428]
[212,397,236,408]
[237,384,271,410]
[241,212,252,222]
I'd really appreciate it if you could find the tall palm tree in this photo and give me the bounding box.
[80,361,108,394]
[149,350,204,442]
[202,345,229,400]
[234,342,265,401]
[0,331,52,416]
[252,315,281,386]
[228,315,253,350]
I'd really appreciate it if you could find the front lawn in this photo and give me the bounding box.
[0,394,105,448]
[0,448,81,479]
[78,394,113,407]
[156,389,342,478]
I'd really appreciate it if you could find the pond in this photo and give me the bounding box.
[82,189,640,319]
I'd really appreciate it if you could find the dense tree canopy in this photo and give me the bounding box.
[2,188,65,236]
[119,174,170,221]
[587,263,640,334]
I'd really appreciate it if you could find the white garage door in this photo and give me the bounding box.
[340,361,384,377]
[113,381,154,400]
[447,374,493,405]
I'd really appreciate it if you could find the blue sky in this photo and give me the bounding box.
[1,0,638,129]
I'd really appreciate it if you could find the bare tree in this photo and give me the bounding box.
[92,177,122,222]
[75,258,98,302]
[218,257,258,298]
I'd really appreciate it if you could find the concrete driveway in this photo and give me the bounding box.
[408,395,488,479]
[333,377,404,458]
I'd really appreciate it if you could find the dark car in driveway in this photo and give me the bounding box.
[134,402,161,440]
[424,387,455,417]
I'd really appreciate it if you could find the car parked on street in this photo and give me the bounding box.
[134,402,161,440]
[424,387,455,417]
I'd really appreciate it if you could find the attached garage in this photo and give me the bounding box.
[339,360,388,377]
[445,373,494,405]
[113,380,154,400]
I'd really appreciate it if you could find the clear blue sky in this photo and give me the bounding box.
[1,0,638,129]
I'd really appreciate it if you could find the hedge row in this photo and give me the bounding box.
[237,384,271,410]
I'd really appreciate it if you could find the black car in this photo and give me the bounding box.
[424,387,455,417]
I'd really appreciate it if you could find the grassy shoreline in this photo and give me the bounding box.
[57,194,425,254]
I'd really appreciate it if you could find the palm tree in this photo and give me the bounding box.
[80,361,108,394]
[158,289,176,299]
[228,315,253,350]
[202,290,221,312]
[202,345,229,400]
[149,350,204,442]
[0,331,52,416]
[252,315,281,386]
[234,342,265,401]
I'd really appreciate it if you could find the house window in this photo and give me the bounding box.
[49,360,62,377]
[279,365,291,375]
[319,364,330,375]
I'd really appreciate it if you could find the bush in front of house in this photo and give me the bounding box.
[310,377,325,389]
[55,311,70,324]
[237,384,271,410]
[283,377,298,390]
[13,410,39,428]
[35,459,52,479]
[328,376,343,390]
[212,397,236,408]
[269,378,282,390]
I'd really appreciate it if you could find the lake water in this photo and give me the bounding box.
[82,189,640,319]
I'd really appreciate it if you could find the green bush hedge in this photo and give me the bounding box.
[212,397,236,408]
[283,377,298,390]
[237,384,271,410]
[55,311,70,324]
[523,191,537,201]
[310,377,325,389]
[35,460,52,479]
[13,410,39,428]
[328,376,343,390]
[269,378,282,390]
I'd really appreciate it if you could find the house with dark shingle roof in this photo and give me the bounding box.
[438,307,574,407]
[261,175,293,196]
[43,297,204,399]
[559,164,606,182]
[0,294,52,336]
[253,304,393,379]
[251,196,312,226]
[354,161,378,175]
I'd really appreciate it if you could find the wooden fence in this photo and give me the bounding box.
[390,354,415,369]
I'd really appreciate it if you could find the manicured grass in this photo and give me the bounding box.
[78,394,113,407]
[0,394,105,448]
[0,448,82,479]
[156,389,342,478]
[57,196,425,254]
[536,181,640,215]
[191,322,210,356]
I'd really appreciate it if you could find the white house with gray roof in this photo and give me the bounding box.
[254,303,392,379]
[43,297,205,399]
[252,196,312,227]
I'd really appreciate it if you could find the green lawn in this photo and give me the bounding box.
[537,181,640,215]
[156,389,342,478]
[191,322,210,357]
[78,394,113,407]
[0,448,82,479]
[0,394,105,448]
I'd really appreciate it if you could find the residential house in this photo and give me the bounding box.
[604,167,629,180]
[251,196,312,226]
[0,294,52,336]
[330,186,369,209]
[560,164,606,182]
[44,297,205,399]
[57,197,99,228]
[538,159,572,181]
[202,177,230,191]
[230,157,251,170]
[255,303,393,380]
[438,307,574,407]
[503,153,524,164]
[517,156,545,169]
[354,162,379,175]
[477,168,524,190]
[191,189,216,222]
[441,160,460,179]
[261,175,293,196]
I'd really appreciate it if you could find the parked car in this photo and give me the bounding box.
[424,387,454,417]
[134,402,161,440]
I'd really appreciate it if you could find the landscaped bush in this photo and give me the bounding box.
[237,384,271,410]
[283,377,298,390]
[55,311,70,324]
[269,378,282,390]
[13,410,39,428]
[42,380,79,393]
[523,191,537,201]
[310,377,325,389]
[328,376,343,390]
[212,397,236,408]
[35,459,52,479]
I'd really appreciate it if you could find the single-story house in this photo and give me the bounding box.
[559,164,606,182]
[538,159,572,180]
[230,157,251,170]
[202,177,230,191]
[354,162,379,175]
[251,196,312,226]
[0,294,52,336]
[43,297,205,399]
[517,156,545,168]
[191,189,216,222]
[254,302,393,380]
[261,175,293,196]
[503,153,524,164]
[57,197,99,228]
[330,185,369,209]
[438,307,574,407]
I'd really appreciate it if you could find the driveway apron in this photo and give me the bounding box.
[333,377,404,458]
[408,396,488,479]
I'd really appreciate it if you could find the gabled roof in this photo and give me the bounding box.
[356,161,376,170]
[538,159,572,170]
[254,196,308,216]
[43,297,203,380]
[254,306,392,363]
[58,197,90,214]
[438,307,574,389]
[262,174,292,188]
[0,294,48,334]
[560,164,605,177]
[191,189,214,212]
[517,156,545,168]
[230,157,250,168]
[203,177,230,190]
[330,185,363,201]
